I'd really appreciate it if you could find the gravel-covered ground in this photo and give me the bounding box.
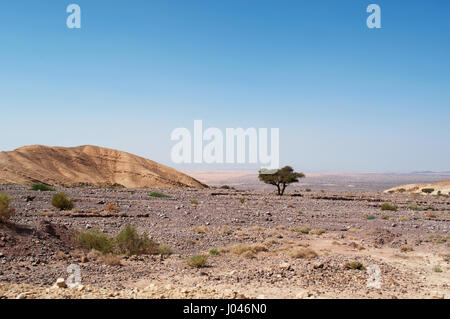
[0,185,449,299]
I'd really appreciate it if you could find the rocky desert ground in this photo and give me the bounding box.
[0,183,449,299]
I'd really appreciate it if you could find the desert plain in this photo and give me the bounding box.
[0,177,449,299]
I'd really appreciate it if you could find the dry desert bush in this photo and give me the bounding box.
[51,192,74,211]
[76,224,166,257]
[222,243,268,259]
[0,193,15,223]
[220,225,233,235]
[105,202,119,213]
[188,255,209,268]
[381,203,398,211]
[191,225,208,234]
[309,229,327,235]
[100,254,122,266]
[290,226,311,234]
[288,248,317,259]
[400,245,414,253]
[344,261,366,270]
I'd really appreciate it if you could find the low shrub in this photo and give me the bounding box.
[289,248,317,259]
[0,193,15,223]
[366,215,376,220]
[191,225,208,234]
[148,192,171,198]
[158,245,173,256]
[400,245,414,252]
[428,234,450,244]
[344,261,365,270]
[220,225,232,235]
[409,205,422,211]
[114,224,158,256]
[432,266,443,273]
[309,229,326,235]
[105,202,119,212]
[209,249,220,256]
[381,203,398,211]
[51,192,74,211]
[290,226,312,234]
[100,254,122,266]
[31,184,55,191]
[224,243,267,258]
[76,225,166,257]
[188,255,209,268]
[75,229,114,254]
[422,188,435,194]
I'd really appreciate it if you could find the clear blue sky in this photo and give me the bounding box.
[1,1,449,172]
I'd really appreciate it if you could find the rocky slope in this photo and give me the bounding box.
[0,145,206,189]
[385,180,450,195]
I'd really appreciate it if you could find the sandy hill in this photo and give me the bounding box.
[0,145,207,189]
[384,179,450,195]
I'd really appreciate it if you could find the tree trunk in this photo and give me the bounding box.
[280,183,287,196]
[276,184,281,196]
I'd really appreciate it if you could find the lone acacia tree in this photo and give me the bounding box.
[258,166,305,196]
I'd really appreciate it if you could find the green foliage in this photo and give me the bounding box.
[51,192,74,211]
[76,225,168,256]
[148,192,171,198]
[409,205,422,211]
[114,224,158,256]
[432,266,442,273]
[0,193,15,223]
[381,203,398,211]
[187,255,209,268]
[190,200,199,205]
[209,249,220,256]
[76,229,114,254]
[157,245,173,256]
[258,166,305,196]
[366,215,376,220]
[31,184,55,191]
[422,188,435,194]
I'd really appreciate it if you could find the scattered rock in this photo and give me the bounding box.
[55,278,67,288]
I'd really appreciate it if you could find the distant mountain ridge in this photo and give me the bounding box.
[0,145,207,188]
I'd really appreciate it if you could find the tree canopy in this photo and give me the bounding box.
[258,166,305,196]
